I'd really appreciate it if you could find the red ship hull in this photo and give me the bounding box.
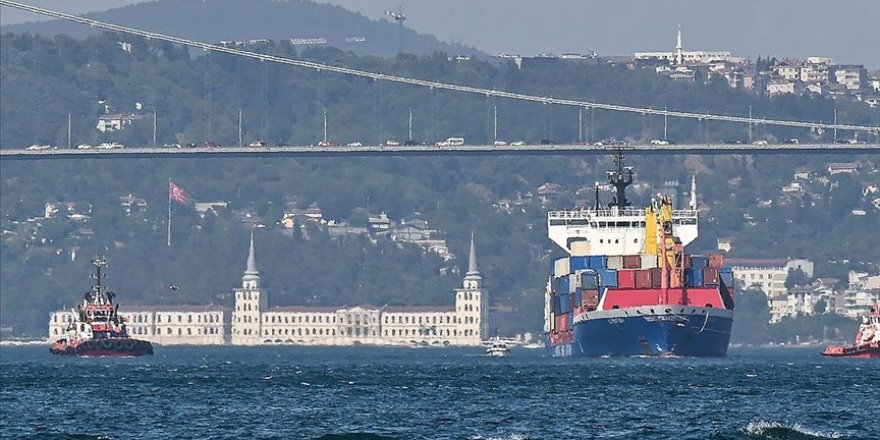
[822,343,880,358]
[50,338,153,357]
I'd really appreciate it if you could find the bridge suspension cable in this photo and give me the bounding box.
[2,0,878,133]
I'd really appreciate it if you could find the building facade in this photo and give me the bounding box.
[230,233,487,346]
[49,306,228,345]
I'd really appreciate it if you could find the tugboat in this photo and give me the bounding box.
[50,256,153,357]
[822,304,880,358]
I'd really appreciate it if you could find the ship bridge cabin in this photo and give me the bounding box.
[547,207,699,256]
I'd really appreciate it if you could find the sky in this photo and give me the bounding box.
[3,0,879,68]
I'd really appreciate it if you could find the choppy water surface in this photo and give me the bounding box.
[0,345,876,439]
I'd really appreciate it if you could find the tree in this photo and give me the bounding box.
[785,268,810,289]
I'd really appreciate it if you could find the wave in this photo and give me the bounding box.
[312,434,399,440]
[0,339,47,346]
[743,420,843,439]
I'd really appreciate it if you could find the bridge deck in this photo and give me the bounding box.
[0,143,877,159]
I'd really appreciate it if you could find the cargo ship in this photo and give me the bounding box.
[50,256,153,357]
[822,304,880,358]
[544,152,734,357]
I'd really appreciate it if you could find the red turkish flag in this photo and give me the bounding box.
[169,181,187,204]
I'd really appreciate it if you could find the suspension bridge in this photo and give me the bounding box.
[0,0,878,160]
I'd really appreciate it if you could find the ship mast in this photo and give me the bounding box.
[607,149,633,208]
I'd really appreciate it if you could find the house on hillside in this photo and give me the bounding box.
[119,194,148,215]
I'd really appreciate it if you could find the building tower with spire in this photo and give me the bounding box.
[454,233,488,343]
[675,25,684,65]
[232,233,268,345]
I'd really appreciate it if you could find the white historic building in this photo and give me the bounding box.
[231,233,487,346]
[49,233,488,346]
[49,305,228,345]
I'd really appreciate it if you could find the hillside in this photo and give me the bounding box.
[1,32,879,338]
[0,0,480,57]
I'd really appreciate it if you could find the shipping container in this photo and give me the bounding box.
[551,276,561,294]
[688,267,704,287]
[570,256,590,272]
[552,296,562,315]
[554,258,570,277]
[569,294,577,312]
[577,270,599,289]
[720,272,734,288]
[704,267,720,286]
[618,270,636,289]
[555,314,569,332]
[568,274,578,293]
[582,289,600,308]
[691,256,708,268]
[560,277,570,295]
[641,255,658,269]
[559,295,570,314]
[623,255,641,269]
[670,270,683,288]
[708,253,725,269]
[634,269,653,289]
[599,269,618,287]
[589,255,607,269]
[574,290,583,307]
[650,267,663,288]
[606,256,624,269]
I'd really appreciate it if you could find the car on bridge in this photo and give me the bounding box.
[752,140,768,146]
[510,141,526,146]
[248,140,269,148]
[650,139,669,146]
[26,144,53,151]
[317,140,337,147]
[163,143,182,148]
[97,142,123,149]
[436,137,465,147]
[77,144,92,149]
[385,140,400,146]
[204,141,221,148]
[346,142,363,147]
[493,140,508,146]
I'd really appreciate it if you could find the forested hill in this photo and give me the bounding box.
[0,0,478,57]
[1,32,879,338]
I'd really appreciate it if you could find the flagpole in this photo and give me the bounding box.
[167,177,172,247]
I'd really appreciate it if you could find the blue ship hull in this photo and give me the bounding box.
[548,308,733,358]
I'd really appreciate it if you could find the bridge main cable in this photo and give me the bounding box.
[2,0,877,133]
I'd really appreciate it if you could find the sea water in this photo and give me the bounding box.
[0,345,876,439]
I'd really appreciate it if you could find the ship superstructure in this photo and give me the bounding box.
[545,151,734,357]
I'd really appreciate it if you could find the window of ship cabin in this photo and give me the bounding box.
[570,219,588,225]
[599,222,607,227]
[550,219,565,226]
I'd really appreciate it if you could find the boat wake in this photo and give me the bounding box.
[742,420,843,439]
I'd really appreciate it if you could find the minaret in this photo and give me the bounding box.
[689,175,698,210]
[675,25,683,65]
[455,232,487,344]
